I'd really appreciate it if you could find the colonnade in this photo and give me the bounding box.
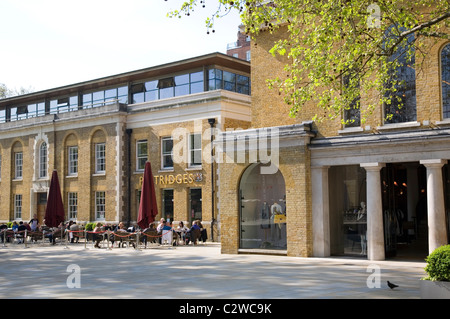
[313,160,449,260]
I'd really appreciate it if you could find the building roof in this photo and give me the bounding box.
[0,52,250,108]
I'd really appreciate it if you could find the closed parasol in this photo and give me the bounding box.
[44,170,65,228]
[137,161,159,229]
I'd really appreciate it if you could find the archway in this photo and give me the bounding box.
[239,163,286,250]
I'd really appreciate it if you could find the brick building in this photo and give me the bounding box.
[0,53,251,239]
[226,28,251,61]
[216,24,450,260]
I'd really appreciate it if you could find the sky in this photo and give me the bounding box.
[0,0,242,92]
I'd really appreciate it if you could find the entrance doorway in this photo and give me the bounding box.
[380,163,428,260]
[36,192,47,224]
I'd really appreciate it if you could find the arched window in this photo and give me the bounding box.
[239,163,286,250]
[384,26,417,124]
[39,142,47,178]
[442,43,450,119]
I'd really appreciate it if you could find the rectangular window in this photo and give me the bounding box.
[136,140,148,171]
[15,152,23,179]
[189,133,202,167]
[95,191,106,220]
[95,143,106,173]
[68,192,78,220]
[14,194,22,220]
[189,188,202,222]
[162,189,174,222]
[161,137,173,169]
[68,146,78,175]
[39,143,47,179]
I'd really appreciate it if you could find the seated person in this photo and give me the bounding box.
[93,222,103,248]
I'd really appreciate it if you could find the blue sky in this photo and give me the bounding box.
[0,0,242,92]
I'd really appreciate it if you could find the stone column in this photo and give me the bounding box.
[312,166,330,257]
[420,159,448,253]
[361,163,385,261]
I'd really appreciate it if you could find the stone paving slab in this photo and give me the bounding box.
[0,242,427,299]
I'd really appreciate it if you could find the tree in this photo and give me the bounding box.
[168,0,450,124]
[0,83,34,99]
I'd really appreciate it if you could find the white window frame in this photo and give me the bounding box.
[95,143,106,173]
[95,191,106,220]
[136,140,148,171]
[14,194,22,220]
[161,137,174,169]
[15,152,23,179]
[68,192,78,220]
[39,142,48,179]
[68,146,78,176]
[189,133,202,167]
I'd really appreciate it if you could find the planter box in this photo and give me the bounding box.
[420,280,450,299]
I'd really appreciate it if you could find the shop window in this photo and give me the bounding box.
[239,163,286,250]
[162,189,174,222]
[189,188,202,221]
[329,165,367,257]
[442,43,450,119]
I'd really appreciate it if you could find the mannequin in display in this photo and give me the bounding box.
[260,201,271,242]
[357,201,366,221]
[271,201,284,239]
[358,202,367,255]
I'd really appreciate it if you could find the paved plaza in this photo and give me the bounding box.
[0,241,427,299]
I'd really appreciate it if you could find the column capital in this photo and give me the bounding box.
[420,159,447,168]
[360,162,385,171]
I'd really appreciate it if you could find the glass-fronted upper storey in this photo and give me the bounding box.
[0,53,251,123]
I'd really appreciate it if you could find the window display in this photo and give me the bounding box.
[239,163,286,250]
[329,165,367,257]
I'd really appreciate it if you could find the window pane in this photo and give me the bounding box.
[137,140,148,171]
[105,88,117,99]
[175,74,189,85]
[190,71,203,82]
[175,84,189,97]
[133,92,145,104]
[145,81,158,91]
[83,94,92,107]
[190,81,204,94]
[223,71,235,83]
[145,90,158,101]
[162,138,173,169]
[160,87,174,99]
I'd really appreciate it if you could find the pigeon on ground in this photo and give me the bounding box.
[387,281,399,289]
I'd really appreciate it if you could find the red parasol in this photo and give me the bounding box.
[137,161,159,229]
[44,170,65,228]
